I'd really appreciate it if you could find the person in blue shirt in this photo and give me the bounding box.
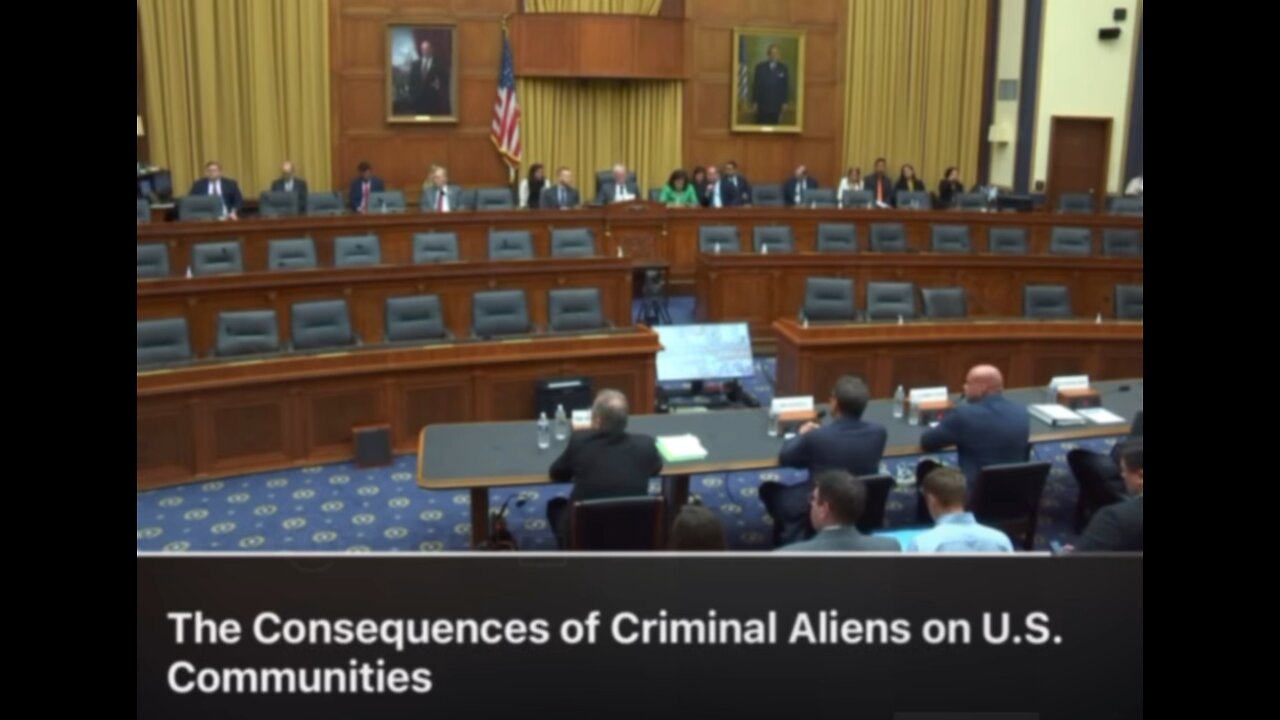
[906,466,1013,553]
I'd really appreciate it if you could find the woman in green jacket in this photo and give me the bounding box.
[659,169,699,207]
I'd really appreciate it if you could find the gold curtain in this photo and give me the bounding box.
[526,0,661,15]
[517,79,682,200]
[137,0,331,195]
[843,0,987,185]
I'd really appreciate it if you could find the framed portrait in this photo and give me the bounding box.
[387,24,458,124]
[731,28,805,133]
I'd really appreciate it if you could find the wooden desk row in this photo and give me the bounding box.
[137,329,662,489]
[137,257,636,358]
[136,202,1143,286]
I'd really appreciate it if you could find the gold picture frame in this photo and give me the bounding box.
[387,23,459,124]
[731,27,805,134]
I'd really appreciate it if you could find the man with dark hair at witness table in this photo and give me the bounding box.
[775,471,900,552]
[348,161,385,214]
[670,504,727,551]
[770,376,887,545]
[546,389,663,549]
[906,466,1013,553]
[269,160,308,208]
[541,166,581,209]
[189,160,243,220]
[1075,441,1143,552]
[722,160,753,205]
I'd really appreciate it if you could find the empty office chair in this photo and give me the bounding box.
[548,288,606,332]
[648,188,662,202]
[290,299,357,351]
[385,295,449,343]
[953,192,988,211]
[969,461,1052,550]
[474,187,515,210]
[267,237,318,271]
[816,223,857,252]
[258,191,299,218]
[802,188,838,208]
[1109,196,1143,215]
[869,223,908,252]
[367,191,406,213]
[136,244,169,279]
[137,198,150,223]
[570,496,665,550]
[802,278,857,321]
[550,228,596,257]
[841,190,874,209]
[930,224,972,253]
[333,234,382,267]
[305,191,343,216]
[1058,192,1095,214]
[1023,285,1073,319]
[752,226,794,253]
[472,290,532,338]
[895,190,930,209]
[865,282,917,321]
[698,225,740,253]
[1102,228,1142,257]
[177,195,224,221]
[921,287,968,319]
[988,227,1029,254]
[488,230,534,260]
[1066,449,1126,534]
[1114,284,1143,320]
[1049,227,1092,255]
[457,188,477,211]
[215,310,281,357]
[412,232,459,264]
[753,184,784,207]
[137,318,192,366]
[855,475,893,534]
[190,241,243,276]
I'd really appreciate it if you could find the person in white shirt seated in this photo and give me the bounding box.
[906,466,1014,553]
[595,163,638,205]
[836,166,864,197]
[518,163,546,209]
[1124,175,1143,197]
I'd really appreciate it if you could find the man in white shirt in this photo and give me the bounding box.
[421,165,461,213]
[595,164,638,205]
[906,466,1013,553]
[1124,175,1143,197]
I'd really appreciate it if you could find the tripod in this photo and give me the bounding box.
[635,269,672,325]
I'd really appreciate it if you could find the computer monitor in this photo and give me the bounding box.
[654,323,754,383]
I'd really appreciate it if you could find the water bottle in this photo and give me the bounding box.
[1095,311,1103,324]
[616,245,624,258]
[766,408,780,437]
[536,412,551,450]
[761,243,769,255]
[907,400,920,427]
[897,314,905,326]
[553,404,569,441]
[893,385,905,419]
[800,311,810,329]
[714,242,722,255]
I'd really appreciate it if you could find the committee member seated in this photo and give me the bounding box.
[1124,174,1143,197]
[546,389,663,548]
[189,161,243,219]
[865,157,893,207]
[837,166,864,197]
[1076,441,1143,552]
[893,163,924,203]
[595,164,639,205]
[920,364,1030,483]
[906,466,1013,552]
[421,165,462,213]
[701,165,743,208]
[782,164,819,207]
[659,169,699,207]
[541,166,581,209]
[776,471,901,552]
[269,160,308,206]
[518,163,546,209]
[348,161,385,213]
[938,166,965,207]
[670,504,727,550]
[771,376,887,545]
[723,160,753,204]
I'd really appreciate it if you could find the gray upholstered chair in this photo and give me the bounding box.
[191,241,243,276]
[413,232,459,263]
[921,287,968,319]
[1109,196,1143,215]
[267,237,318,270]
[385,295,449,342]
[869,223,907,252]
[367,191,406,213]
[548,288,607,332]
[137,244,170,279]
[1114,285,1143,320]
[698,225,740,253]
[752,226,794,254]
[1049,227,1092,255]
[988,227,1029,254]
[930,225,972,253]
[865,282,917,320]
[290,299,357,351]
[550,228,596,257]
[305,192,343,216]
[215,310,281,357]
[841,190,874,209]
[137,318,192,365]
[1023,285,1073,319]
[803,188,838,208]
[1101,228,1142,257]
[816,223,857,252]
[895,190,930,209]
[1058,192,1095,214]
[178,195,224,221]
[953,192,988,211]
[258,191,299,218]
[334,234,382,267]
[488,230,534,260]
[137,198,151,223]
[753,184,784,207]
[472,290,532,338]
[802,278,857,321]
[474,187,515,210]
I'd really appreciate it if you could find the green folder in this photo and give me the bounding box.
[656,434,709,462]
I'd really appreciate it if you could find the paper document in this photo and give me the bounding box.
[1077,407,1126,425]
[656,434,709,462]
[1028,404,1086,427]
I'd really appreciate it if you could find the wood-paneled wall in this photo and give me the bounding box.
[329,0,520,194]
[682,0,847,186]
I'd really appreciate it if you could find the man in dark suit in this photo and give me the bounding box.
[776,471,900,552]
[541,166,581,209]
[781,164,819,206]
[269,161,308,207]
[751,44,790,125]
[700,166,742,208]
[768,376,887,545]
[188,161,243,220]
[420,165,462,213]
[595,164,639,205]
[347,161,385,214]
[547,389,663,548]
[1077,441,1143,552]
[920,364,1030,484]
[864,157,894,207]
[409,40,448,115]
[723,160,753,205]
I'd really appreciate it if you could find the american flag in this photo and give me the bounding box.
[490,25,521,169]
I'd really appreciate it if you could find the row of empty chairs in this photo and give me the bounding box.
[801,280,1143,321]
[700,224,1141,256]
[137,229,598,278]
[137,288,610,366]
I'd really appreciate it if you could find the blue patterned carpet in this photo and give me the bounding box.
[137,296,1125,553]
